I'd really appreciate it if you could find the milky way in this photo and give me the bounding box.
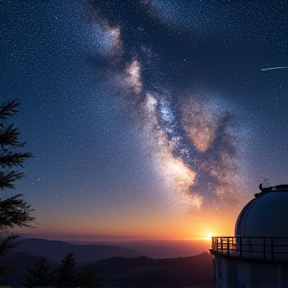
[87,1,245,209]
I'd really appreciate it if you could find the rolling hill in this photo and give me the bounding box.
[16,238,141,263]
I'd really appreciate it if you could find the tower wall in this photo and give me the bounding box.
[213,254,288,288]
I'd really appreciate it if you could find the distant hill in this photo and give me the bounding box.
[91,252,213,288]
[115,239,210,258]
[16,238,141,263]
[0,251,213,287]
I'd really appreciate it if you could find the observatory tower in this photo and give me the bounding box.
[210,184,288,288]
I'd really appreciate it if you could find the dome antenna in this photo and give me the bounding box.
[255,183,274,198]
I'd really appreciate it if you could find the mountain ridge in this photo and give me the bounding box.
[16,238,142,263]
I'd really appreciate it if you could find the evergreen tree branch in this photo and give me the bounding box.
[0,99,20,124]
[0,171,25,190]
[0,234,19,279]
[0,234,19,257]
[0,194,35,231]
[0,151,33,168]
[0,98,34,279]
[0,124,30,148]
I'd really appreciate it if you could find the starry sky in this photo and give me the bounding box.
[1,0,288,241]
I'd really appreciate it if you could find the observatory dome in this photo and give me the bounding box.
[235,185,288,237]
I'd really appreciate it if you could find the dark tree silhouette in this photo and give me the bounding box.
[56,253,78,287]
[23,257,55,287]
[78,267,103,288]
[0,99,34,278]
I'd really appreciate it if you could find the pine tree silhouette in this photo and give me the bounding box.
[23,257,55,287]
[56,253,78,287]
[0,99,34,278]
[78,267,103,288]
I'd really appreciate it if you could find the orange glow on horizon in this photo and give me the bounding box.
[206,233,213,240]
[16,199,241,242]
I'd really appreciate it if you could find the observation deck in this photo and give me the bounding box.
[210,236,288,262]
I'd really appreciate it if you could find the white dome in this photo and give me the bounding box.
[235,185,288,237]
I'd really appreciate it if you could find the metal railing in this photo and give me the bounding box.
[211,236,288,262]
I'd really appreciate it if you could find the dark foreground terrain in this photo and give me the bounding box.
[93,252,213,288]
[0,239,213,287]
[0,252,213,287]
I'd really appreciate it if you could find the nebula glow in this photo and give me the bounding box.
[87,9,244,210]
[124,60,143,94]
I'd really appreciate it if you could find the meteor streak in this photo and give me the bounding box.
[261,66,288,71]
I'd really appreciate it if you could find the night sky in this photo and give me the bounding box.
[1,0,288,241]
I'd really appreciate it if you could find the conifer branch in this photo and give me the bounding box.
[0,194,35,231]
[0,98,34,279]
[0,99,20,123]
